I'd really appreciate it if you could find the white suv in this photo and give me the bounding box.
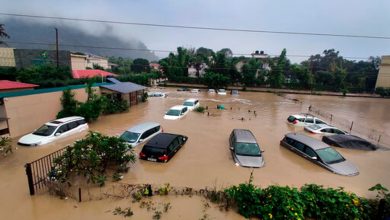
[287,114,327,126]
[183,98,200,111]
[164,105,189,120]
[18,116,88,146]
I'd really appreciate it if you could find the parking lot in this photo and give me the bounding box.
[1,88,390,219]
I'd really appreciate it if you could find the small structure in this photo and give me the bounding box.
[375,55,390,89]
[100,78,146,106]
[72,69,117,79]
[0,80,38,93]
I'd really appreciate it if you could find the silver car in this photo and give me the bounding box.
[120,122,162,148]
[280,133,359,176]
[229,129,264,168]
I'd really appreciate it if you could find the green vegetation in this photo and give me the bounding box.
[375,87,390,97]
[194,106,206,113]
[131,58,150,73]
[224,173,389,219]
[50,132,135,186]
[0,136,12,156]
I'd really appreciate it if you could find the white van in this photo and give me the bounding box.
[182,98,200,111]
[164,105,189,120]
[18,116,88,146]
[120,122,162,148]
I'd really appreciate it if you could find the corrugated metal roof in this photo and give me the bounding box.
[100,82,146,94]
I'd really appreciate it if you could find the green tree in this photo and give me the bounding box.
[57,89,78,119]
[290,64,313,89]
[202,71,229,89]
[269,49,288,88]
[0,24,9,45]
[131,58,150,73]
[108,57,133,74]
[218,48,233,58]
[242,58,261,86]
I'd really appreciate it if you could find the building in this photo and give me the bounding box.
[188,63,208,78]
[72,69,117,79]
[0,47,16,67]
[375,55,390,89]
[0,80,38,93]
[251,50,271,70]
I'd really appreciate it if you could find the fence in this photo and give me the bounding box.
[25,146,69,195]
[308,105,390,148]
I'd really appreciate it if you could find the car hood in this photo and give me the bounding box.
[235,155,264,168]
[328,160,359,176]
[18,133,46,145]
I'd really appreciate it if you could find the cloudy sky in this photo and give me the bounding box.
[1,0,390,63]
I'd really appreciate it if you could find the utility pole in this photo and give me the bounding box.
[55,27,59,68]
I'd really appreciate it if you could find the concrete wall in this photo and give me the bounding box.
[0,48,16,67]
[3,87,96,138]
[376,56,390,88]
[14,49,71,69]
[71,55,87,70]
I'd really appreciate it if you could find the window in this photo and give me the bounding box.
[77,119,86,125]
[33,125,57,136]
[316,119,326,124]
[321,128,332,133]
[68,121,78,130]
[304,147,317,158]
[305,118,314,123]
[293,141,305,152]
[56,124,69,134]
[141,129,152,139]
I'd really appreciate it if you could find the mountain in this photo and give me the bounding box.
[2,19,158,61]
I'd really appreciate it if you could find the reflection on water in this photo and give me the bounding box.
[1,88,390,219]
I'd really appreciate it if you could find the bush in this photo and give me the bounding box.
[0,136,12,156]
[376,87,390,97]
[102,98,129,114]
[50,132,136,186]
[194,106,205,113]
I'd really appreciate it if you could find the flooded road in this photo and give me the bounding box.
[1,88,390,219]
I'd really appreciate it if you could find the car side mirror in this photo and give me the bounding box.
[55,133,61,136]
[261,150,265,153]
[138,139,144,143]
[311,156,317,160]
[230,147,234,151]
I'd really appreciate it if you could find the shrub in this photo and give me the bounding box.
[194,106,205,113]
[102,98,129,114]
[0,136,12,156]
[50,132,136,186]
[376,87,390,97]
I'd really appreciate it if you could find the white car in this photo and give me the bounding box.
[148,92,167,98]
[18,116,88,146]
[304,124,347,135]
[217,89,227,95]
[191,89,200,93]
[120,122,162,148]
[287,114,327,126]
[164,105,189,120]
[208,89,216,94]
[183,98,200,111]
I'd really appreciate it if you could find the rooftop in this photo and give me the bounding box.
[72,69,117,79]
[0,80,39,91]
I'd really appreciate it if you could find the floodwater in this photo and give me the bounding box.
[1,88,390,220]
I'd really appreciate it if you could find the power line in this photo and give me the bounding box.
[1,12,390,40]
[4,40,372,60]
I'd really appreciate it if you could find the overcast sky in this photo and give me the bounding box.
[1,0,390,63]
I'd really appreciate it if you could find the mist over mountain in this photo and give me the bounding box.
[2,19,158,61]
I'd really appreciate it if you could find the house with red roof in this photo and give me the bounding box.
[72,69,117,79]
[0,80,39,93]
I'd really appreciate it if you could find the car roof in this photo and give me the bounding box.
[127,122,160,133]
[233,129,257,143]
[308,124,334,130]
[285,133,329,150]
[144,133,179,149]
[291,113,316,119]
[47,116,85,125]
[170,105,186,110]
[184,98,198,102]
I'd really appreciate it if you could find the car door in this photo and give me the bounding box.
[320,128,332,135]
[304,117,314,126]
[303,146,317,160]
[169,137,180,157]
[55,124,70,139]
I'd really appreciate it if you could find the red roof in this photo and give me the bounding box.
[72,70,117,79]
[0,80,39,90]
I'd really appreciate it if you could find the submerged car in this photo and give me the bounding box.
[304,124,347,135]
[148,92,167,98]
[120,122,162,148]
[280,133,359,176]
[182,98,200,111]
[322,134,377,151]
[217,89,227,95]
[208,89,216,94]
[163,105,189,120]
[139,133,188,162]
[18,116,88,146]
[231,89,239,95]
[191,89,200,93]
[177,87,190,92]
[229,129,264,168]
[287,114,327,126]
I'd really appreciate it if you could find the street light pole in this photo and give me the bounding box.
[55,27,59,68]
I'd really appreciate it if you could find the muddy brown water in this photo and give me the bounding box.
[1,88,390,219]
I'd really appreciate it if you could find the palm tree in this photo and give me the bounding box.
[0,24,10,45]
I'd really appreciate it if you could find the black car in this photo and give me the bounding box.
[139,133,188,162]
[322,134,377,151]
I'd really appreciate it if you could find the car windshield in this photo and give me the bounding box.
[316,147,345,164]
[219,89,226,92]
[142,146,166,157]
[183,101,194,107]
[32,124,57,136]
[308,124,321,130]
[120,131,140,143]
[235,142,261,156]
[166,109,181,116]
